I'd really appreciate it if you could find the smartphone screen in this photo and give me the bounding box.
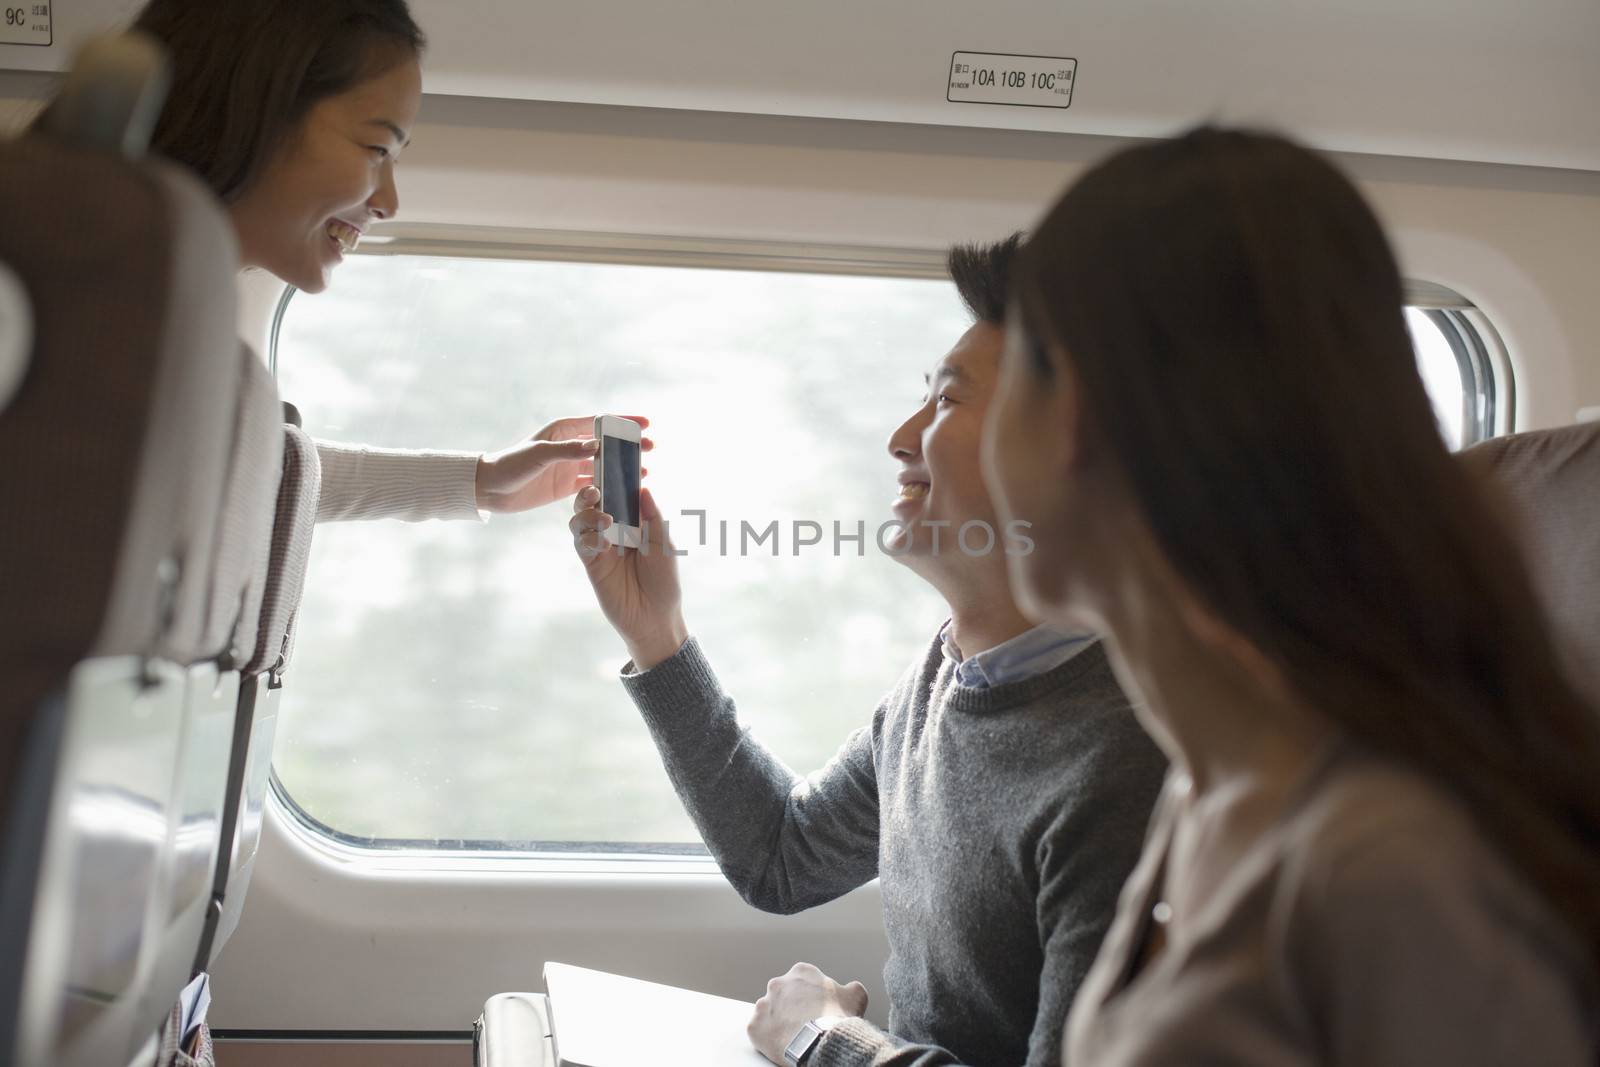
[601,435,641,528]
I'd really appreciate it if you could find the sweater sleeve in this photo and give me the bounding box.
[619,637,883,914]
[810,1018,962,1067]
[314,439,484,523]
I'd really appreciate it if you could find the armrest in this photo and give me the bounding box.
[475,993,555,1067]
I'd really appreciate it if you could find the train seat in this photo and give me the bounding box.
[140,343,283,1048]
[0,32,279,1067]
[194,422,322,974]
[1464,421,1600,699]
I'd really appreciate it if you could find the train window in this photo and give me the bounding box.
[268,245,1503,858]
[269,245,955,855]
[1405,306,1500,451]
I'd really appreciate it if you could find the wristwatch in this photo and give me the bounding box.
[783,1015,844,1066]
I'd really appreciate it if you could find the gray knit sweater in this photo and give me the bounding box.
[620,633,1166,1067]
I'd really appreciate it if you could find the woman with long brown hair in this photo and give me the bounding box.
[42,0,647,522]
[982,126,1600,1064]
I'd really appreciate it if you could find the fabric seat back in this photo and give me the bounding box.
[1463,421,1600,698]
[141,346,282,1026]
[0,33,253,1067]
[195,423,320,971]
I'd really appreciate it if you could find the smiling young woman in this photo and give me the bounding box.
[42,0,648,524]
[220,43,421,295]
[131,0,424,294]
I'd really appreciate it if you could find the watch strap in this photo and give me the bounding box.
[782,1020,824,1067]
[782,1016,844,1067]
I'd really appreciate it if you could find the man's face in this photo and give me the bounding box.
[884,322,1005,570]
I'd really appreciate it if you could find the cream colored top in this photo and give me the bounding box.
[1064,748,1597,1067]
[313,440,483,523]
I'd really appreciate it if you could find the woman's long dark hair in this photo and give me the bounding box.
[1015,126,1600,979]
[41,0,425,201]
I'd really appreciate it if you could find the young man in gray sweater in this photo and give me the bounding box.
[569,235,1165,1067]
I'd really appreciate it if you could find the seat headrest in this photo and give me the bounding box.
[36,32,170,157]
[1463,422,1600,696]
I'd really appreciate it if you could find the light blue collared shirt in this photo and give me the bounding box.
[938,620,1096,689]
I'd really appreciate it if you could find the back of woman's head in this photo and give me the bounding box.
[127,0,424,200]
[1014,125,1600,974]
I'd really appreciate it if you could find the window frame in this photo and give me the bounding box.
[1405,278,1515,445]
[264,228,1513,861]
[264,228,962,864]
[267,226,954,379]
[268,775,720,873]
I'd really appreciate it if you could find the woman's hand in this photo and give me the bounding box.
[475,415,654,514]
[570,485,688,670]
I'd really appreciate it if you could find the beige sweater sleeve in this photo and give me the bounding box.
[313,439,484,524]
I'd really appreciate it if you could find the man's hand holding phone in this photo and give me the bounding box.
[570,482,689,672]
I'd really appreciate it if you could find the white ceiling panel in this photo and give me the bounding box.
[5,0,1597,169]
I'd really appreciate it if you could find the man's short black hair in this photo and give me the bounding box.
[947,232,1026,326]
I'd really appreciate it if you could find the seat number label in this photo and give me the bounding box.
[1,3,50,46]
[948,52,1076,109]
